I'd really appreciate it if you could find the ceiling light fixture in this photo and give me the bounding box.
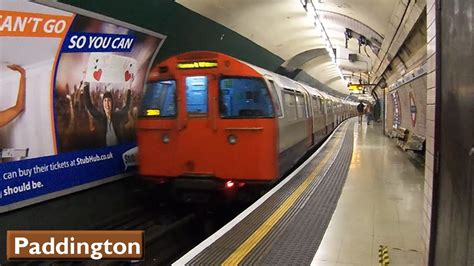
[303,1,346,84]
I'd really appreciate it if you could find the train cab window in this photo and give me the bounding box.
[219,78,274,118]
[186,76,208,115]
[140,80,176,117]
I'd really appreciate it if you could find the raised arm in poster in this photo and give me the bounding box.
[0,1,73,162]
[0,64,26,128]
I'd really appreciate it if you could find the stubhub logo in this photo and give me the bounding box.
[122,147,138,171]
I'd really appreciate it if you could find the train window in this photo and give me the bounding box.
[304,94,311,118]
[267,80,283,117]
[318,97,324,113]
[312,97,319,113]
[282,90,297,121]
[219,78,274,118]
[186,76,208,115]
[140,80,176,117]
[295,92,306,119]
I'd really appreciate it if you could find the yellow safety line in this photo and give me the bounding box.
[222,132,343,265]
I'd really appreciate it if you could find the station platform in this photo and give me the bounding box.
[174,118,425,265]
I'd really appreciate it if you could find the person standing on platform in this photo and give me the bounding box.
[365,103,372,125]
[357,101,365,124]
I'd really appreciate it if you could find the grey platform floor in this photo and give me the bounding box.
[312,121,425,266]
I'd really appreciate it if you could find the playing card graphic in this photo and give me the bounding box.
[85,53,137,83]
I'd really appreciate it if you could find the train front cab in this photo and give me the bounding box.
[137,52,279,197]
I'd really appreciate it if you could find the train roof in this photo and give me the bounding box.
[154,51,356,104]
[240,60,338,100]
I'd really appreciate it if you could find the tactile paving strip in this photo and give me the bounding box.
[187,121,354,265]
[246,122,354,265]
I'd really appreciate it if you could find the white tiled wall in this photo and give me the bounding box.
[422,0,437,264]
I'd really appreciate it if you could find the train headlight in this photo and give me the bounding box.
[225,181,235,188]
[227,134,237,145]
[162,134,170,144]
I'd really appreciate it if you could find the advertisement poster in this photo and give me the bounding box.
[409,92,417,127]
[391,90,401,128]
[0,0,165,212]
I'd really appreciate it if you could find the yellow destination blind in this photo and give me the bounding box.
[177,61,218,69]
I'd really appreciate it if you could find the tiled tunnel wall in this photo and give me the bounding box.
[423,0,436,264]
[384,10,427,136]
[382,5,434,265]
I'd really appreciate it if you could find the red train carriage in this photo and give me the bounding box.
[137,52,279,196]
[137,51,355,199]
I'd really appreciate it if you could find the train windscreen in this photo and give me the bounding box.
[219,78,274,118]
[140,80,176,117]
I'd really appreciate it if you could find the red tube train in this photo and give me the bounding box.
[137,51,356,199]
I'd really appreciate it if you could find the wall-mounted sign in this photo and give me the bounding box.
[389,62,427,91]
[391,91,401,128]
[348,84,363,91]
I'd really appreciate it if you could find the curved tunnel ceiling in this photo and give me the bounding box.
[177,0,402,95]
[281,48,327,70]
[317,0,398,38]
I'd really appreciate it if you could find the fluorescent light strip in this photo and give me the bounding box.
[305,2,345,83]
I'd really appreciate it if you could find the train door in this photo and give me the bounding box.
[317,96,326,134]
[175,74,218,176]
[329,101,335,129]
[326,99,333,131]
[336,103,341,124]
[296,84,314,147]
[312,95,325,143]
